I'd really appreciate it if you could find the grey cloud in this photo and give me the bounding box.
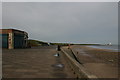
[2,2,118,44]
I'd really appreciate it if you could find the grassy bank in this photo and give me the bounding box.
[28,39,48,47]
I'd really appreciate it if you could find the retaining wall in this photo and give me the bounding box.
[61,47,98,80]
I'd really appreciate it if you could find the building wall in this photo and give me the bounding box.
[0,29,28,49]
[0,34,8,48]
[14,33,24,48]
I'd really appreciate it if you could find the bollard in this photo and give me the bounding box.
[68,44,70,49]
[77,52,79,54]
[57,45,61,51]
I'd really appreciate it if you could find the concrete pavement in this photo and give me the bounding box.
[2,46,75,78]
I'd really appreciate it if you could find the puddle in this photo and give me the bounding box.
[54,53,60,57]
[52,64,64,68]
[51,64,64,72]
[56,64,64,68]
[51,64,67,77]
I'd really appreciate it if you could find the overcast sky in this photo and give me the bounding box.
[2,0,120,2]
[2,2,118,44]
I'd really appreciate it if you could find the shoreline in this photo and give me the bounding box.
[86,45,118,52]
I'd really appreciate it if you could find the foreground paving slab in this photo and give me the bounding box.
[2,46,75,78]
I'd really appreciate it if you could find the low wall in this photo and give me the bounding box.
[61,48,98,80]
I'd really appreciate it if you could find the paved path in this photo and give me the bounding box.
[2,46,75,78]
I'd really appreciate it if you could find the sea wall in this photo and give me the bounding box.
[61,47,98,80]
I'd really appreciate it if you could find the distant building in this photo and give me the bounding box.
[0,29,28,49]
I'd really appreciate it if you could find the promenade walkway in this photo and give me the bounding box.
[2,46,75,78]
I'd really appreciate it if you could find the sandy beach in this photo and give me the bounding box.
[69,45,119,78]
[71,45,118,64]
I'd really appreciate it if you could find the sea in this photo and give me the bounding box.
[87,45,119,52]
